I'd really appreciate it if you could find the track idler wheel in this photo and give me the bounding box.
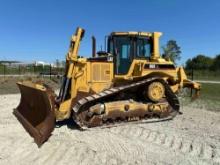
[147,81,165,102]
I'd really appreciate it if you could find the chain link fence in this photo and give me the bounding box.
[185,69,220,81]
[0,64,64,79]
[184,68,220,111]
[0,63,220,110]
[0,63,64,94]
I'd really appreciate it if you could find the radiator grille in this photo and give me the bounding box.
[92,63,110,81]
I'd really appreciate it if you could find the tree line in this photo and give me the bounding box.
[185,54,220,71]
[162,40,220,72]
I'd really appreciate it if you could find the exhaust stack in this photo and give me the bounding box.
[92,36,96,57]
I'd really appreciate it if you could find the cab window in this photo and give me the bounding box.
[136,38,151,58]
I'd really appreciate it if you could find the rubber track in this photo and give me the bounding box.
[72,77,180,127]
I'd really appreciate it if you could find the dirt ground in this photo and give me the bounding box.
[0,94,220,165]
[0,76,60,95]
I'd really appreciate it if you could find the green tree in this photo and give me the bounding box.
[162,40,181,64]
[211,54,220,71]
[185,58,193,70]
[185,54,213,70]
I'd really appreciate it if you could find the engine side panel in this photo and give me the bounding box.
[86,61,114,93]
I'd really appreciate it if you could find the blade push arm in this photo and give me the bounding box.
[58,27,85,102]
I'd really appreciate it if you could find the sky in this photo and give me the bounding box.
[0,0,220,65]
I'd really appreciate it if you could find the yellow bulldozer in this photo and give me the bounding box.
[14,27,200,146]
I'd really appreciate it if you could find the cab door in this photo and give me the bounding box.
[114,37,133,75]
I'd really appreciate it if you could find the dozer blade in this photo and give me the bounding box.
[14,81,56,147]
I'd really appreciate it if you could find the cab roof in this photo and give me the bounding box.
[110,31,162,37]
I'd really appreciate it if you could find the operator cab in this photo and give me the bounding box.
[108,32,153,75]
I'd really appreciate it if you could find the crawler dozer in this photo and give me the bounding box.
[14,27,200,146]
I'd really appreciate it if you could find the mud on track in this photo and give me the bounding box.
[0,94,220,165]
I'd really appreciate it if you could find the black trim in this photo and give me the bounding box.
[87,56,109,62]
[144,64,176,69]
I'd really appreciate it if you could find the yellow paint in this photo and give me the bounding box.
[55,27,201,121]
[18,27,200,121]
[147,81,165,102]
[152,32,162,60]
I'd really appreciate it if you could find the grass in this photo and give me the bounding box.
[1,76,220,112]
[0,76,60,95]
[200,83,220,101]
[185,70,220,81]
[199,83,220,111]
[181,83,220,112]
[0,64,64,75]
[194,76,220,81]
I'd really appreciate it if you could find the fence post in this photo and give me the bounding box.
[33,64,35,76]
[191,59,194,81]
[50,64,52,80]
[3,65,6,79]
[19,65,21,75]
[190,65,194,97]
